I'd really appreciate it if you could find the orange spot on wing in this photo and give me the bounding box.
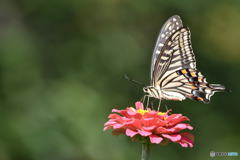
[197,97,204,101]
[181,69,187,74]
[190,72,196,77]
[191,86,197,89]
[198,77,203,82]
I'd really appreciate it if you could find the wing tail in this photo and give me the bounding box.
[191,83,227,104]
[209,84,227,92]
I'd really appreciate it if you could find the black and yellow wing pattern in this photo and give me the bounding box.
[148,15,226,103]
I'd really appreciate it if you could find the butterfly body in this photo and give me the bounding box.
[144,15,226,103]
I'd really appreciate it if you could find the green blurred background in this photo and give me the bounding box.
[0,0,239,160]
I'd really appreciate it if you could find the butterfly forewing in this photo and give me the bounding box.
[151,15,183,82]
[152,27,196,86]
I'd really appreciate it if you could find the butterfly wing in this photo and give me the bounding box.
[152,27,225,103]
[150,15,183,82]
[152,27,196,85]
[160,68,226,103]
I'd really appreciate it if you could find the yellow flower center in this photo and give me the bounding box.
[158,112,166,116]
[137,109,149,115]
[158,112,167,120]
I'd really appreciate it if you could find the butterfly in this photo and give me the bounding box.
[143,15,226,103]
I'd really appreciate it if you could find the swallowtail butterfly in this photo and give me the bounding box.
[143,15,226,103]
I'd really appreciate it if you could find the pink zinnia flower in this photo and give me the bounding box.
[103,102,194,148]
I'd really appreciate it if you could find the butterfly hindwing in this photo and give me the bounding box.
[160,69,226,103]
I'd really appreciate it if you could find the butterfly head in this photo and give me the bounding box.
[143,86,161,99]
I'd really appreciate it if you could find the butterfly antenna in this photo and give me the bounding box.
[124,74,145,87]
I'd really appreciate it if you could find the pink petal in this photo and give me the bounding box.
[112,109,121,113]
[113,123,123,129]
[142,125,156,131]
[135,101,144,110]
[143,117,155,121]
[179,143,188,147]
[174,123,187,129]
[125,119,142,129]
[127,108,137,116]
[166,114,190,126]
[108,113,122,119]
[166,114,182,121]
[144,111,158,117]
[168,123,193,133]
[188,126,193,130]
[112,109,131,118]
[126,129,138,137]
[178,132,194,148]
[155,127,169,134]
[149,135,163,144]
[103,126,112,131]
[104,121,116,126]
[142,117,155,126]
[165,109,172,115]
[156,120,167,126]
[162,134,181,142]
[138,130,152,136]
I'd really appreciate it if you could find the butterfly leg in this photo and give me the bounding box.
[165,104,169,111]
[157,98,162,111]
[150,100,154,110]
[141,95,148,109]
[146,96,150,108]
[141,95,146,103]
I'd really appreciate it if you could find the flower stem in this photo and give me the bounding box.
[141,143,150,160]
